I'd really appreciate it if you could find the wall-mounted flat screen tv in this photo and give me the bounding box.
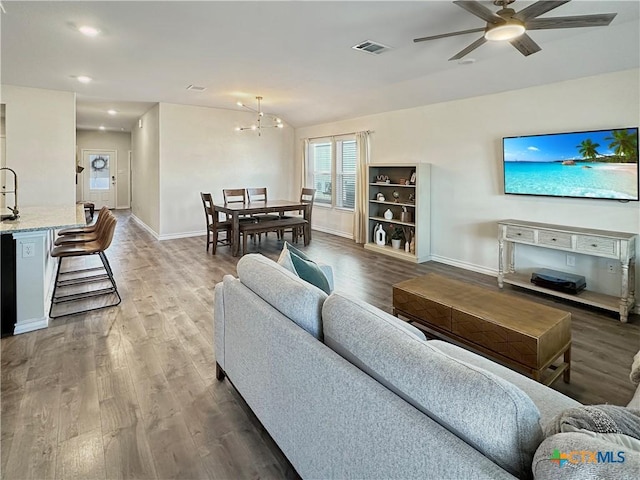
[503,127,639,201]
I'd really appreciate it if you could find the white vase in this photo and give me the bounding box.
[374,224,386,246]
[383,209,393,220]
[391,239,402,249]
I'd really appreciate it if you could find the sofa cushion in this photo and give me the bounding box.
[323,292,542,479]
[277,242,331,294]
[237,254,327,339]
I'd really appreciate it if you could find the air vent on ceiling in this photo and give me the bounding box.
[186,85,207,91]
[352,40,391,55]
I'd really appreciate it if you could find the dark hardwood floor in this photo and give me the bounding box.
[1,209,638,479]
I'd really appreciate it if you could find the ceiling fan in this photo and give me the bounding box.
[414,0,617,61]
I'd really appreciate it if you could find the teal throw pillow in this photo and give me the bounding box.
[284,241,311,261]
[288,250,331,295]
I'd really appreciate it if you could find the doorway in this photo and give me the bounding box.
[83,149,117,208]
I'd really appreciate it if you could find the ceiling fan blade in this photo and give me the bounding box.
[449,36,487,61]
[509,33,542,57]
[453,1,503,24]
[514,1,571,22]
[414,27,485,43]
[526,13,617,30]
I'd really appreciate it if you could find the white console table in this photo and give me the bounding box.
[498,219,637,323]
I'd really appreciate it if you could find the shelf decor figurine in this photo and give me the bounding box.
[383,208,393,220]
[376,192,385,201]
[392,191,400,202]
[374,224,386,246]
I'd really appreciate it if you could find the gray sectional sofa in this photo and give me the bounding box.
[213,254,635,479]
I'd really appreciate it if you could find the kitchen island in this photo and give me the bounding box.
[1,205,85,336]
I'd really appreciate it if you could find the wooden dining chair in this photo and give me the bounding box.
[201,192,232,254]
[283,188,316,243]
[223,188,247,205]
[247,187,280,230]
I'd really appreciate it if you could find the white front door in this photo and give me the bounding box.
[84,150,116,208]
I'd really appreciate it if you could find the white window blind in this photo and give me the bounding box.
[307,135,356,210]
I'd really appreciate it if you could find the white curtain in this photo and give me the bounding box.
[353,131,371,244]
[301,138,310,190]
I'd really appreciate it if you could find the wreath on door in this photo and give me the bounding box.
[91,156,107,171]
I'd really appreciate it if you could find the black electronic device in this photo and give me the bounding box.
[531,268,586,295]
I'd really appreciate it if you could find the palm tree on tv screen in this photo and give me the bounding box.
[577,139,600,161]
[604,129,638,163]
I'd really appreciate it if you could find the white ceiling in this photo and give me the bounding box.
[1,1,638,132]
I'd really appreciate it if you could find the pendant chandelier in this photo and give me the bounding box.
[235,96,283,136]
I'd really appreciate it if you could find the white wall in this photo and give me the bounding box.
[131,104,160,234]
[0,85,76,206]
[295,69,640,299]
[76,130,132,208]
[157,103,295,239]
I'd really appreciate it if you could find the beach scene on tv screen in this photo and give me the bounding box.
[504,128,639,200]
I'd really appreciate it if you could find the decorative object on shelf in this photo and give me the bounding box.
[400,207,412,223]
[376,192,385,201]
[399,178,406,185]
[405,179,411,185]
[405,240,410,252]
[410,170,416,184]
[392,191,400,202]
[91,156,107,171]
[390,225,404,249]
[374,224,386,246]
[408,192,415,203]
[234,96,283,136]
[383,208,393,220]
[376,174,390,183]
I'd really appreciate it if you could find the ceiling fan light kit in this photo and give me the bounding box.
[484,21,525,41]
[414,0,617,60]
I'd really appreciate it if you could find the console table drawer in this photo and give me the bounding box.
[505,226,534,243]
[538,231,572,249]
[575,235,617,256]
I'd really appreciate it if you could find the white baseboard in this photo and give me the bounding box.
[429,254,497,277]
[130,214,160,240]
[158,230,205,241]
[312,225,353,239]
[14,316,49,335]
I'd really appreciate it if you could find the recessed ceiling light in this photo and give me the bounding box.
[107,109,117,115]
[99,126,105,131]
[76,75,92,84]
[78,25,100,37]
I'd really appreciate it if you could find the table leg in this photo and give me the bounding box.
[232,213,240,257]
[563,346,571,383]
[620,261,631,323]
[303,204,312,242]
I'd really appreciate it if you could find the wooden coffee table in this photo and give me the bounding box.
[393,273,571,386]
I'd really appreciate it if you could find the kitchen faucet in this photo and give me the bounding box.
[0,167,19,220]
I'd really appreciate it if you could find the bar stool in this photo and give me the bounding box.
[57,206,110,236]
[49,214,121,318]
[54,208,113,245]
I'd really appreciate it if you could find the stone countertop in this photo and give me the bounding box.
[0,205,86,234]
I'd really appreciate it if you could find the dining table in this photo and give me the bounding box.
[214,199,312,257]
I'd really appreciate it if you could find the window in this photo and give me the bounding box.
[308,136,356,210]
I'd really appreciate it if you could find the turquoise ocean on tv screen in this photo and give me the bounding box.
[504,161,638,200]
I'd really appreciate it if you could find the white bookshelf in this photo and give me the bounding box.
[364,164,431,263]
